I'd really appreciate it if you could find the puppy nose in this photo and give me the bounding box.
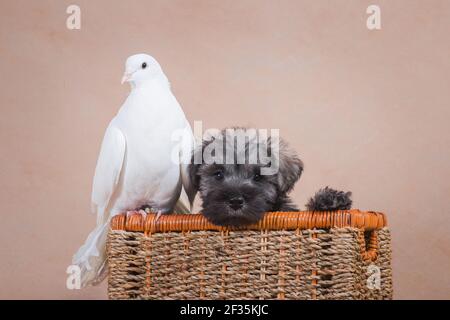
[229,197,244,210]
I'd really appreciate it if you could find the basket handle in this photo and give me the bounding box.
[358,230,379,262]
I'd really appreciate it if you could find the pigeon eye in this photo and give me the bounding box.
[142,62,147,69]
[214,170,224,180]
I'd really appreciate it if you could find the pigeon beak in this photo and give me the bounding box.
[121,72,132,84]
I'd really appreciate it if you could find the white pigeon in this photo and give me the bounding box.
[72,53,196,287]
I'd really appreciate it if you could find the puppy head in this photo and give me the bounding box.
[189,128,303,227]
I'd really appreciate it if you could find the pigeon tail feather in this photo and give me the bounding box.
[72,222,109,287]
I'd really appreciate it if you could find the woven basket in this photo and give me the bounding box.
[107,210,392,300]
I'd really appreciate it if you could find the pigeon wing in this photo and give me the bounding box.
[91,122,126,223]
[72,122,126,286]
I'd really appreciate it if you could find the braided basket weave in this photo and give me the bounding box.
[107,210,392,300]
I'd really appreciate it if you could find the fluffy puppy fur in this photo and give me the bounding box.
[189,128,303,227]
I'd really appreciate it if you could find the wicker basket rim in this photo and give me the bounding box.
[110,209,387,233]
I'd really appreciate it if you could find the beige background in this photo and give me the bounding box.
[1,0,449,299]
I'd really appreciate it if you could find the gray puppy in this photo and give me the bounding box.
[188,128,303,227]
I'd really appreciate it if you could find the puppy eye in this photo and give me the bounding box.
[253,173,262,181]
[142,62,147,69]
[214,170,224,180]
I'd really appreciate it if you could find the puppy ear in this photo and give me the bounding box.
[276,140,304,194]
[188,137,215,193]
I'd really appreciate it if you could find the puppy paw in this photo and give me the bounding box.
[305,186,352,211]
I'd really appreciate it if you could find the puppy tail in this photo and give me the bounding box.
[305,186,352,211]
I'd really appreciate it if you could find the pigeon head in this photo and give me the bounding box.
[121,53,166,87]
